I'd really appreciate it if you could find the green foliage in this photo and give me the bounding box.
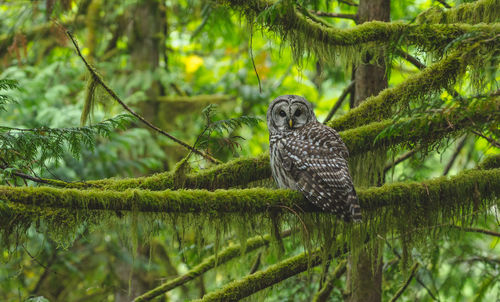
[0,79,18,112]
[196,104,261,154]
[0,0,499,301]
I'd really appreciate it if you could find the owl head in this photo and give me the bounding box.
[267,95,317,133]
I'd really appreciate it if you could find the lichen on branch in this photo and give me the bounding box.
[416,0,500,25]
[220,0,500,64]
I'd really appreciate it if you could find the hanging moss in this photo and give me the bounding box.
[2,167,498,219]
[327,45,500,131]
[221,0,500,66]
[133,230,292,302]
[193,248,324,302]
[45,97,498,192]
[416,0,500,25]
[45,152,272,191]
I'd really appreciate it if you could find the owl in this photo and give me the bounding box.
[267,95,362,222]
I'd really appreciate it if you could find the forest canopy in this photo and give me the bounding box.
[0,0,498,301]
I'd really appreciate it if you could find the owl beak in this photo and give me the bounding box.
[288,119,293,129]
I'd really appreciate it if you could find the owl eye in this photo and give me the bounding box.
[279,110,286,117]
[294,109,302,117]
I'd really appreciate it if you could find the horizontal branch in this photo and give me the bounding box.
[2,168,498,215]
[45,96,499,191]
[450,225,500,237]
[133,230,292,302]
[224,0,499,53]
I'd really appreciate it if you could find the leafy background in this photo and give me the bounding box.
[0,0,498,301]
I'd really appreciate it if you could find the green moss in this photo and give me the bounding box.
[193,248,324,301]
[416,0,500,25]
[328,49,463,131]
[45,97,498,192]
[133,230,292,302]
[223,0,500,66]
[45,152,272,191]
[479,154,500,170]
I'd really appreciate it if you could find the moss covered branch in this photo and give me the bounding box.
[222,0,499,62]
[2,167,498,215]
[45,96,499,191]
[194,249,324,301]
[133,230,292,302]
[327,46,497,131]
[416,0,500,25]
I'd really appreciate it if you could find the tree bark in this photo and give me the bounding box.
[347,1,390,302]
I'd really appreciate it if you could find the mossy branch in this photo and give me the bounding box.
[194,249,324,301]
[44,98,499,191]
[2,168,498,215]
[223,0,499,60]
[133,230,292,302]
[328,47,481,131]
[416,0,500,25]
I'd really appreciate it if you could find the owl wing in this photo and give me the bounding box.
[280,123,361,222]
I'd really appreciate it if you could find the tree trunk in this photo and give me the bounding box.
[347,1,390,302]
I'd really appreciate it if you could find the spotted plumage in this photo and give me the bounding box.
[267,95,362,222]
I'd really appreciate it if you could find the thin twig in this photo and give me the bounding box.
[0,163,50,184]
[437,0,452,9]
[310,10,357,21]
[313,260,347,302]
[338,0,358,6]
[383,150,416,175]
[450,225,500,238]
[396,49,426,70]
[471,130,500,148]
[323,81,355,124]
[249,28,262,94]
[66,31,221,164]
[443,135,468,176]
[249,252,262,274]
[389,263,420,302]
[379,235,441,301]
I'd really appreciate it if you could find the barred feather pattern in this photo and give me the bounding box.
[269,121,362,222]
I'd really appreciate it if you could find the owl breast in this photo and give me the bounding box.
[269,134,298,190]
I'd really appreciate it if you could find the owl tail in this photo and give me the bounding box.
[348,195,362,223]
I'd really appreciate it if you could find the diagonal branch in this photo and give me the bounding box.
[312,260,347,302]
[443,135,468,176]
[66,31,221,164]
[323,81,355,124]
[389,263,420,302]
[133,230,292,302]
[195,244,349,302]
[383,150,416,175]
